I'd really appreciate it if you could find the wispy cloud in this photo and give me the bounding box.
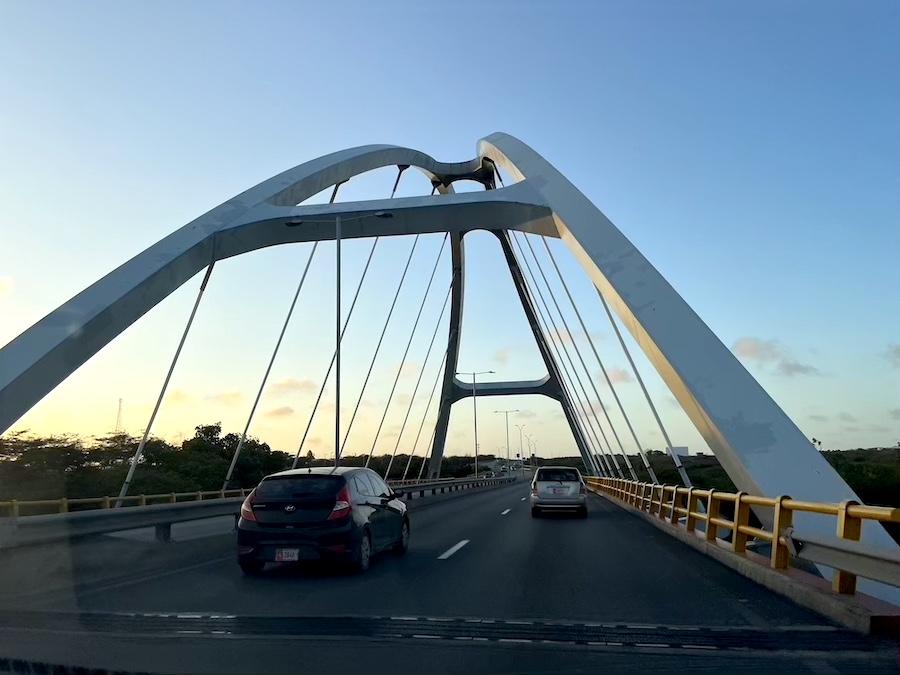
[606,368,633,384]
[516,410,537,419]
[265,406,294,418]
[809,414,829,422]
[732,338,820,377]
[889,408,900,421]
[270,378,317,397]
[838,412,857,423]
[0,276,13,298]
[884,344,900,369]
[206,391,244,405]
[394,362,422,379]
[493,347,514,365]
[166,389,193,405]
[395,394,412,407]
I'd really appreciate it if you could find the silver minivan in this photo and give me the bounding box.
[530,466,587,518]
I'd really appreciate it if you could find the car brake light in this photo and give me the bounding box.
[328,484,352,520]
[580,483,586,494]
[531,484,538,495]
[240,489,258,522]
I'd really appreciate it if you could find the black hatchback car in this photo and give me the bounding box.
[236,467,409,575]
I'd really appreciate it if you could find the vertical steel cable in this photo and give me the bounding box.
[539,238,655,481]
[511,236,608,476]
[402,347,448,480]
[222,243,321,489]
[290,235,382,468]
[521,233,635,480]
[338,235,421,458]
[384,282,452,479]
[512,235,620,477]
[365,233,449,467]
[116,263,215,505]
[596,286,692,487]
[416,426,438,481]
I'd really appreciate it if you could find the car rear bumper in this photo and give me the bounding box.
[236,519,360,563]
[530,495,586,508]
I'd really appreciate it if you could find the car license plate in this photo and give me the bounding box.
[275,548,299,562]
[552,488,566,495]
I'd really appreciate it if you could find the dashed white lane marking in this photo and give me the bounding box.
[437,539,470,559]
[501,508,511,515]
[520,497,526,501]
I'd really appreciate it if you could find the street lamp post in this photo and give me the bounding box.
[334,214,341,467]
[495,409,519,478]
[286,210,392,468]
[515,424,525,476]
[457,369,494,478]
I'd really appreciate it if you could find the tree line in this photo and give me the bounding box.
[0,423,501,504]
[2,424,897,520]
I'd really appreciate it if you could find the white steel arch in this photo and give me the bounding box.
[1,133,895,566]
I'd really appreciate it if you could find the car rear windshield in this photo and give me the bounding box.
[255,476,344,500]
[537,469,580,482]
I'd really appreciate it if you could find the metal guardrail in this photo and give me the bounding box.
[0,476,516,549]
[586,477,900,596]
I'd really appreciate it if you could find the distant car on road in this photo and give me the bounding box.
[530,466,587,518]
[236,467,409,575]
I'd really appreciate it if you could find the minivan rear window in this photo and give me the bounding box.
[537,469,580,482]
[255,476,344,500]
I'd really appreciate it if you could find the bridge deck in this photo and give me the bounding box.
[0,481,896,674]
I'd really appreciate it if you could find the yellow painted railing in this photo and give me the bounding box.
[586,477,900,596]
[0,489,251,517]
[0,476,505,518]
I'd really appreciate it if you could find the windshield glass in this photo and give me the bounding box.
[255,476,343,500]
[536,469,580,482]
[1,3,896,674]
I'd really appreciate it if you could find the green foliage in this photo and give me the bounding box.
[0,423,293,501]
[2,424,898,531]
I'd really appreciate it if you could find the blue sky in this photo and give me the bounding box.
[1,0,898,462]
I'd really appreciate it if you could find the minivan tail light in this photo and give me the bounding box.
[240,489,258,522]
[579,483,586,495]
[328,484,352,520]
[531,484,538,496]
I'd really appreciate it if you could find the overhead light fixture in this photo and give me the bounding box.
[374,211,393,219]
[286,218,303,227]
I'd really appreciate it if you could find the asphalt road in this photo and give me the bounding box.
[1,480,897,674]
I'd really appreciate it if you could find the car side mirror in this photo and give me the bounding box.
[392,489,405,499]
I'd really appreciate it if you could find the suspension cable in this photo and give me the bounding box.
[516,234,628,477]
[402,347,448,480]
[222,243,321,489]
[523,235,637,480]
[541,238,655,481]
[511,235,608,476]
[519,234,636,479]
[116,262,215,506]
[289,236,382,469]
[596,286,692,487]
[416,425,438,481]
[365,233,449,467]
[384,282,452,479]
[512,234,619,477]
[338,236,422,457]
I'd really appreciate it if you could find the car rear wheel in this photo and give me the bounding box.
[531,506,540,518]
[354,531,372,573]
[577,507,588,519]
[393,519,410,554]
[239,559,265,576]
